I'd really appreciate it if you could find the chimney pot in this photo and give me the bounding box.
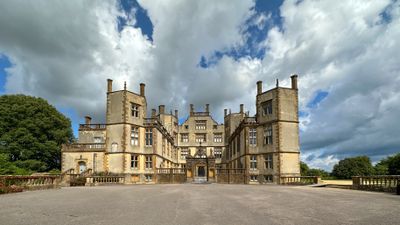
[140,83,145,96]
[257,81,262,95]
[85,115,92,125]
[190,104,194,116]
[291,74,298,90]
[159,105,165,114]
[107,79,113,93]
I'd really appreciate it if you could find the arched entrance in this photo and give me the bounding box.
[78,161,86,174]
[197,166,205,177]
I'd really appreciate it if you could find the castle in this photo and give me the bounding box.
[61,75,300,184]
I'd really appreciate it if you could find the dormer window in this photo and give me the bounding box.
[131,103,139,117]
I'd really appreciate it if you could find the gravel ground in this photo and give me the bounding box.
[0,184,399,225]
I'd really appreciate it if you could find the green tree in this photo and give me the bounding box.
[387,153,400,175]
[332,156,374,179]
[300,161,309,176]
[0,95,73,172]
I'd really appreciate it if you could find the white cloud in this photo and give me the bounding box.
[1,0,399,170]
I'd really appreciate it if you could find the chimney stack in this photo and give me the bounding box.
[205,104,209,113]
[257,81,262,95]
[85,115,92,125]
[107,79,113,93]
[175,109,178,118]
[159,105,165,114]
[291,74,298,90]
[224,109,227,117]
[190,104,194,116]
[151,109,156,118]
[124,81,127,90]
[240,104,244,113]
[140,83,145,96]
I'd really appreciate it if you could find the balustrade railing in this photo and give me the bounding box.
[352,175,400,193]
[193,112,209,116]
[0,175,60,191]
[86,176,125,184]
[79,124,106,130]
[243,117,257,124]
[280,176,320,185]
[63,143,105,151]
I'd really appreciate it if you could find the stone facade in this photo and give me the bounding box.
[61,75,300,184]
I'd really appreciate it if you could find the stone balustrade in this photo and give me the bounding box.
[63,143,105,152]
[0,175,60,191]
[280,176,320,185]
[86,176,125,185]
[352,175,400,193]
[79,124,106,130]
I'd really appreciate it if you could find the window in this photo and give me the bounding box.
[250,175,258,182]
[180,148,189,159]
[181,133,189,143]
[145,128,153,146]
[265,154,273,169]
[264,126,273,145]
[249,128,257,146]
[184,125,189,129]
[195,120,206,130]
[131,103,139,117]
[131,126,139,146]
[94,137,102,143]
[195,134,206,143]
[145,174,152,182]
[111,142,118,152]
[262,100,273,115]
[236,135,240,153]
[250,155,257,170]
[213,125,218,129]
[264,175,273,183]
[131,155,138,169]
[214,148,222,159]
[213,133,222,143]
[145,156,152,169]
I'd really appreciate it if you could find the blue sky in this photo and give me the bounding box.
[1,0,399,171]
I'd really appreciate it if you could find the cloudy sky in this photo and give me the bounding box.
[0,0,399,170]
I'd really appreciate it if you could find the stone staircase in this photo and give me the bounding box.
[193,176,208,184]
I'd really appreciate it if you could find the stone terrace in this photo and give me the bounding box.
[0,184,399,225]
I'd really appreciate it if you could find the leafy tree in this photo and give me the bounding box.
[0,95,73,172]
[300,161,309,176]
[332,156,374,179]
[0,153,30,175]
[387,153,400,175]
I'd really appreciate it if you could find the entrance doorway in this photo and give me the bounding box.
[198,166,205,177]
[79,161,86,174]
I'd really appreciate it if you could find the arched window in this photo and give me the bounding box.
[111,142,118,152]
